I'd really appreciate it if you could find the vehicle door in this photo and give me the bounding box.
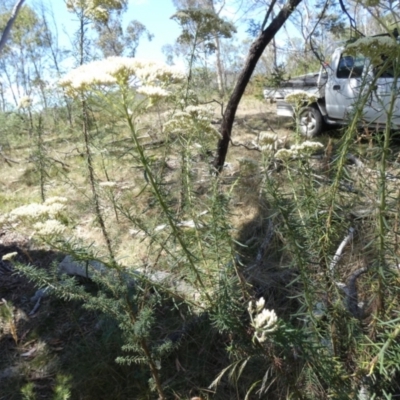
[325,50,367,121]
[362,59,400,128]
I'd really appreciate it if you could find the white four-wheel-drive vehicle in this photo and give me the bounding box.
[264,36,400,137]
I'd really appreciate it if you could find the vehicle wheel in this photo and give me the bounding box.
[297,106,323,138]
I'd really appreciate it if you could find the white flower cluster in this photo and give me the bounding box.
[248,297,278,343]
[34,220,66,236]
[0,197,68,238]
[275,140,324,160]
[9,202,63,220]
[285,91,318,106]
[18,96,32,109]
[136,86,170,99]
[99,181,117,188]
[2,252,18,261]
[259,132,279,152]
[346,36,399,64]
[163,105,220,138]
[59,57,185,97]
[44,196,68,205]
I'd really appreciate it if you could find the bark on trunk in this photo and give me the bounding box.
[213,0,303,172]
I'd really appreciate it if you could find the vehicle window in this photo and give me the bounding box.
[337,55,365,79]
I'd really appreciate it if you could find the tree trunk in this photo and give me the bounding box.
[213,0,303,172]
[0,0,26,55]
[214,35,225,96]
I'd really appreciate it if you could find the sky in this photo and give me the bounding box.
[46,0,188,64]
[37,0,301,74]
[43,0,275,67]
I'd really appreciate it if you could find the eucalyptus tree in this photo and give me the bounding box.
[95,16,153,58]
[172,1,236,97]
[65,0,128,65]
[174,0,234,96]
[0,3,51,108]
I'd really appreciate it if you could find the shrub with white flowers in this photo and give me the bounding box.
[275,141,324,160]
[259,131,279,152]
[285,91,318,107]
[346,36,400,65]
[33,220,66,236]
[18,96,32,109]
[163,105,220,139]
[0,197,68,239]
[2,252,18,261]
[59,57,185,99]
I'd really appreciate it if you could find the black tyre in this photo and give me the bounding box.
[297,106,323,138]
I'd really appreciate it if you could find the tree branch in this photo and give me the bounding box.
[0,0,26,55]
[338,0,364,38]
[213,0,303,172]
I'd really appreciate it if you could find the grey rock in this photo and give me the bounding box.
[58,256,200,301]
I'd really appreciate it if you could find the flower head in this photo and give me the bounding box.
[248,297,278,343]
[59,57,185,98]
[259,132,280,153]
[248,297,266,314]
[99,181,117,188]
[256,297,266,312]
[346,36,399,64]
[44,197,68,205]
[2,252,17,261]
[275,148,293,161]
[251,308,278,343]
[34,220,66,236]
[163,105,220,138]
[18,96,32,109]
[291,140,324,154]
[275,141,323,160]
[285,91,318,106]
[137,86,170,99]
[10,203,50,220]
[8,200,66,224]
[259,132,278,145]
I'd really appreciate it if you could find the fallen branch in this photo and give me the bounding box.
[0,147,20,166]
[346,153,365,168]
[329,227,355,273]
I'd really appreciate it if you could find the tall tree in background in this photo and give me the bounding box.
[172,0,236,97]
[95,16,153,58]
[65,0,128,65]
[0,3,51,107]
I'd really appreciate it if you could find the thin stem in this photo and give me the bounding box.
[120,91,212,305]
[81,99,115,263]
